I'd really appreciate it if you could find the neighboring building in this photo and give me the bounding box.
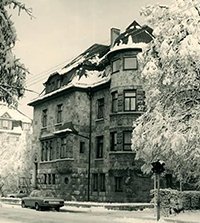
[29,21,154,202]
[0,102,32,195]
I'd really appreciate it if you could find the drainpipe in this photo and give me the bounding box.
[87,87,92,201]
[34,156,38,189]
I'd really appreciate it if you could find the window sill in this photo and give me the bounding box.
[41,127,47,130]
[94,158,104,161]
[54,123,62,126]
[95,118,104,122]
[109,151,135,154]
[110,111,144,116]
[40,158,74,163]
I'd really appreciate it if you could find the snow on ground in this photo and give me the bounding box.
[1,201,200,223]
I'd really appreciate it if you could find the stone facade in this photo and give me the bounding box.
[29,21,154,202]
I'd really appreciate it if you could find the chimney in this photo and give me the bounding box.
[110,28,120,48]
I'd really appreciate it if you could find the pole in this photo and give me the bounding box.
[87,87,92,201]
[157,173,160,221]
[34,160,38,189]
[154,173,157,216]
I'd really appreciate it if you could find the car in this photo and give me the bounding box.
[7,190,28,198]
[21,190,64,211]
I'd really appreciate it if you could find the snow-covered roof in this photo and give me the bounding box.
[0,103,31,123]
[107,21,153,57]
[29,20,153,106]
[29,71,110,105]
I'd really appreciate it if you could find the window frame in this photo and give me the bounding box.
[111,91,118,113]
[80,141,85,153]
[60,137,67,158]
[56,104,63,124]
[115,176,123,192]
[97,98,104,119]
[110,132,117,151]
[123,56,138,70]
[112,58,120,73]
[42,109,48,127]
[92,173,98,192]
[123,131,132,151]
[99,173,106,192]
[124,90,137,111]
[96,136,104,159]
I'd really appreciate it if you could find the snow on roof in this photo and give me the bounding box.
[29,70,110,105]
[0,103,31,123]
[58,44,109,75]
[108,21,153,56]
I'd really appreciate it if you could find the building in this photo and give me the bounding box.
[0,102,32,195]
[29,21,154,202]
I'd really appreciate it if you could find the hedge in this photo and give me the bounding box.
[151,189,200,215]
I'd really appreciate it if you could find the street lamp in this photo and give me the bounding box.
[151,160,165,221]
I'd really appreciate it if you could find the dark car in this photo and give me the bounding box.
[21,190,64,211]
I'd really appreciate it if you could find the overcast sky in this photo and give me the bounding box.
[10,0,171,117]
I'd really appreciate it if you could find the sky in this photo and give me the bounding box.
[10,0,171,118]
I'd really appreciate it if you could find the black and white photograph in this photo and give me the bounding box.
[0,0,200,222]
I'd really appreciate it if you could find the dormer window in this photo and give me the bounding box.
[112,59,120,73]
[123,57,138,70]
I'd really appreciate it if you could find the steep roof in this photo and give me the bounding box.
[59,44,109,75]
[0,103,32,123]
[114,20,153,47]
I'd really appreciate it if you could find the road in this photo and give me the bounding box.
[0,204,149,223]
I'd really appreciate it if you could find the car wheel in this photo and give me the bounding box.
[21,201,26,208]
[35,203,41,211]
[55,207,60,212]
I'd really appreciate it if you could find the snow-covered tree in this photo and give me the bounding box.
[133,0,200,187]
[0,0,31,105]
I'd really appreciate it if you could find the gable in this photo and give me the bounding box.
[1,112,11,119]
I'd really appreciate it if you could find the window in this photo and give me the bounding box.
[100,173,106,192]
[123,131,132,151]
[110,132,117,151]
[112,59,120,73]
[96,136,103,158]
[80,141,85,153]
[42,109,47,127]
[57,104,63,123]
[123,57,138,70]
[44,174,47,184]
[60,137,67,158]
[49,140,53,161]
[111,91,118,113]
[52,174,56,184]
[124,91,136,111]
[41,141,47,161]
[97,98,104,119]
[115,177,123,192]
[2,120,9,129]
[48,174,51,184]
[92,173,98,191]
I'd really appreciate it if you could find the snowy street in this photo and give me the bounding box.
[0,203,200,223]
[0,203,152,223]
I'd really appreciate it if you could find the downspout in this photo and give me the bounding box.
[87,87,92,201]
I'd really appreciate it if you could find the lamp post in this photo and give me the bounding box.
[151,160,165,221]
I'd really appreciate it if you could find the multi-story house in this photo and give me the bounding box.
[0,102,32,194]
[29,21,154,202]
